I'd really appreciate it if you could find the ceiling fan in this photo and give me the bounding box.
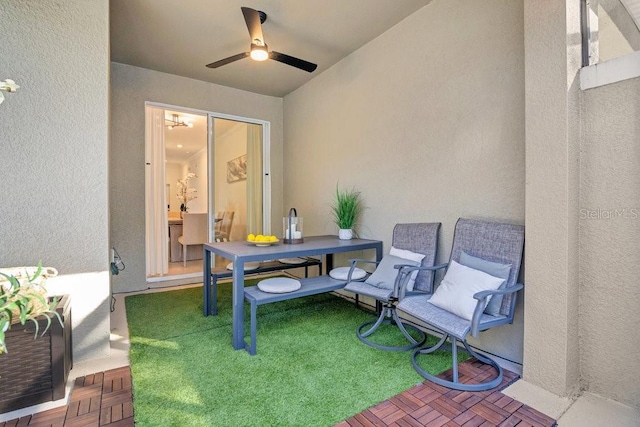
[206,7,317,73]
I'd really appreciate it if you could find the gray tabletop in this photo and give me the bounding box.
[203,235,383,350]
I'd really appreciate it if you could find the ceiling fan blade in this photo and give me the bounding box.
[241,7,265,45]
[269,51,317,73]
[206,52,250,68]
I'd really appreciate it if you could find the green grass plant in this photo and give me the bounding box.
[125,278,466,426]
[330,184,362,230]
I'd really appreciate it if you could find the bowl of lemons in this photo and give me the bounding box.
[247,234,279,247]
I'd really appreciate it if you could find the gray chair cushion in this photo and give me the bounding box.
[449,219,524,315]
[392,223,440,293]
[398,294,504,340]
[459,251,511,316]
[364,254,420,290]
[344,281,393,302]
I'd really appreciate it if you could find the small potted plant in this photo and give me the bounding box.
[0,263,62,355]
[331,184,363,240]
[0,263,71,413]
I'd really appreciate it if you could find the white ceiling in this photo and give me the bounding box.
[164,110,207,164]
[110,0,433,97]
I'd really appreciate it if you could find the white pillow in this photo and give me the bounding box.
[390,246,425,263]
[389,246,425,291]
[428,260,505,321]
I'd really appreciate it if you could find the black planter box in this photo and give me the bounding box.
[0,294,72,414]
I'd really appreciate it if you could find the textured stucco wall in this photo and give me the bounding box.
[523,0,583,398]
[580,76,640,407]
[0,1,111,361]
[284,0,526,363]
[110,63,283,293]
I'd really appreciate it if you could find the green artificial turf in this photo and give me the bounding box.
[125,278,466,426]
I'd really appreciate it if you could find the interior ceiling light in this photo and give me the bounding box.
[165,113,193,130]
[250,43,269,61]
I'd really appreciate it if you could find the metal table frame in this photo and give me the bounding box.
[203,235,383,350]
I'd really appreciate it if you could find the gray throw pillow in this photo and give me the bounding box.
[364,255,420,290]
[459,251,512,316]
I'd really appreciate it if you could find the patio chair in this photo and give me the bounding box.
[215,211,234,241]
[397,218,524,391]
[343,222,441,351]
[178,213,208,267]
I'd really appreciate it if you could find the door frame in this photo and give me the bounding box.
[144,102,271,283]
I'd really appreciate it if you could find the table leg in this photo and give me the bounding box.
[250,300,257,355]
[375,243,383,262]
[232,259,245,350]
[326,254,334,274]
[203,248,211,317]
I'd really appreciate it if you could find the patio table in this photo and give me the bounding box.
[203,235,383,351]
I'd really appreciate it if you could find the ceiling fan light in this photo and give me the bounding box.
[250,44,269,61]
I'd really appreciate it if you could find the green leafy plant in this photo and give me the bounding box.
[331,184,363,230]
[0,263,62,355]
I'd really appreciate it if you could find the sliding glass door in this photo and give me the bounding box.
[145,104,270,282]
[209,118,267,245]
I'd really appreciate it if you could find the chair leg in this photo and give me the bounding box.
[357,302,426,352]
[411,333,504,391]
[183,245,187,267]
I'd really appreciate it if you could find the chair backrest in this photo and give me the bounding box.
[220,211,235,235]
[392,223,441,293]
[214,211,224,232]
[448,218,524,317]
[181,213,209,245]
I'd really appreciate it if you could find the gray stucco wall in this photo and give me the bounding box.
[283,0,526,363]
[580,76,640,407]
[110,63,284,293]
[523,0,583,398]
[0,0,111,361]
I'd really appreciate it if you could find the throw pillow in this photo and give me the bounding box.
[459,251,512,316]
[389,246,426,291]
[428,260,505,321]
[364,254,420,290]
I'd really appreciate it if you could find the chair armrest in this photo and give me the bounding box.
[400,263,449,274]
[345,258,377,282]
[470,283,523,337]
[347,258,378,266]
[393,263,448,299]
[393,263,447,299]
[473,283,524,301]
[393,264,419,299]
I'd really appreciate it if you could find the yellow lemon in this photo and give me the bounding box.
[255,234,265,242]
[247,234,255,241]
[268,235,278,242]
